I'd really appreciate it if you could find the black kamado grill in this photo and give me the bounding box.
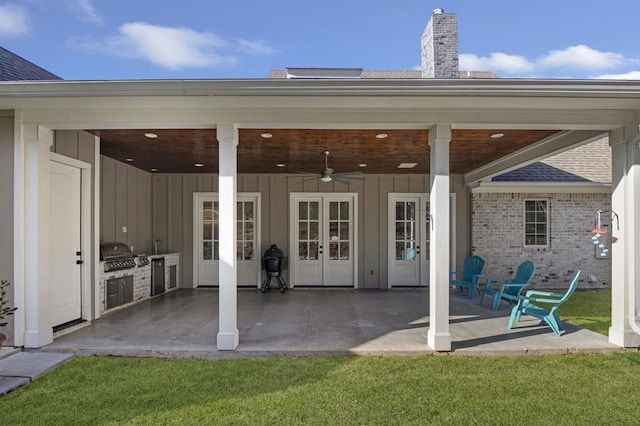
[261,244,288,293]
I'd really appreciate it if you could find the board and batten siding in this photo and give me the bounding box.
[151,173,469,289]
[100,156,153,254]
[0,114,15,341]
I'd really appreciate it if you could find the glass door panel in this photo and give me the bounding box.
[298,201,320,260]
[395,201,417,261]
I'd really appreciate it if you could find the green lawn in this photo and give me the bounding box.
[2,353,640,425]
[559,290,612,335]
[0,290,627,425]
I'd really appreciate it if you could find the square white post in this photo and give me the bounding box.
[427,124,452,351]
[23,125,54,348]
[609,126,640,347]
[217,123,239,350]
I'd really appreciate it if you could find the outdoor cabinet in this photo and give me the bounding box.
[105,275,134,310]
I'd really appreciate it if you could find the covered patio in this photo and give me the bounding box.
[43,288,617,358]
[2,78,640,354]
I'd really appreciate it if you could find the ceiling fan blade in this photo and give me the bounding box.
[333,177,351,185]
[333,172,366,180]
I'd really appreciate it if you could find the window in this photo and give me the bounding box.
[524,200,548,247]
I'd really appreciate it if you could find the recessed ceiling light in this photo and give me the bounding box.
[490,133,505,139]
[261,132,273,138]
[144,132,158,139]
[151,168,158,172]
[359,163,367,167]
[276,163,286,167]
[397,163,418,169]
[194,163,204,167]
[125,158,133,162]
[376,133,388,139]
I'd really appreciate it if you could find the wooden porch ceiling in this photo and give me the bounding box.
[95,128,559,175]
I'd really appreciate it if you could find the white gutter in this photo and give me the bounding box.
[0,78,640,99]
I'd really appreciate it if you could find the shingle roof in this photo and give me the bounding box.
[493,137,611,184]
[0,46,61,81]
[267,69,496,79]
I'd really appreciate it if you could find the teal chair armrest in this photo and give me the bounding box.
[524,289,564,298]
[519,295,562,304]
[483,277,508,292]
[500,283,528,291]
[485,277,509,286]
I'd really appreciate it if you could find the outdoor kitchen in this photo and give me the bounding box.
[99,242,180,314]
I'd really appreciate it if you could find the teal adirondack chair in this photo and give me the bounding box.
[450,255,485,299]
[479,261,536,311]
[507,271,581,336]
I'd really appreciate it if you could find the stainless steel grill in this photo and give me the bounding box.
[100,242,136,272]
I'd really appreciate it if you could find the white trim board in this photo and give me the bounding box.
[471,181,611,194]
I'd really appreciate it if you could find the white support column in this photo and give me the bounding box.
[609,126,640,348]
[23,125,54,348]
[217,123,239,350]
[427,124,452,352]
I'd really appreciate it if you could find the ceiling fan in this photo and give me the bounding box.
[301,150,365,184]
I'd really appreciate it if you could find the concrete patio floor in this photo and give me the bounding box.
[41,288,620,358]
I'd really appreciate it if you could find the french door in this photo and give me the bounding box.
[290,193,357,287]
[388,193,455,287]
[193,193,261,287]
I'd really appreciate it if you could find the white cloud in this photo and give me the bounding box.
[72,22,278,70]
[460,45,634,78]
[66,0,104,25]
[235,38,278,55]
[539,45,624,71]
[460,52,533,74]
[594,71,640,80]
[0,3,30,38]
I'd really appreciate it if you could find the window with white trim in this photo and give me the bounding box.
[524,200,548,247]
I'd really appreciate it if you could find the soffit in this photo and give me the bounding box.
[95,128,559,175]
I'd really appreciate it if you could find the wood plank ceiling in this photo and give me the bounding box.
[95,128,559,175]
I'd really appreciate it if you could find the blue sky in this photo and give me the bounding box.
[0,0,638,80]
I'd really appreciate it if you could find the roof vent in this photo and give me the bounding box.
[432,8,444,14]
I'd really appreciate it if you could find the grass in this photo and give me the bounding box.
[559,290,612,335]
[2,353,640,425]
[0,290,624,425]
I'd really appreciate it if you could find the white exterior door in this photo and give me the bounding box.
[291,194,357,287]
[193,193,260,287]
[388,194,455,288]
[49,161,82,326]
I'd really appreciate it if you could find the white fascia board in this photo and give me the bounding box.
[470,181,611,194]
[1,78,640,101]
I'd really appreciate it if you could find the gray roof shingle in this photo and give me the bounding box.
[0,46,61,81]
[493,137,611,184]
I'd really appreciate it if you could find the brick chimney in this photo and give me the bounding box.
[421,8,459,78]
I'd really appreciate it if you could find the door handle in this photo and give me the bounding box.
[416,245,420,254]
[76,260,83,265]
[319,245,323,254]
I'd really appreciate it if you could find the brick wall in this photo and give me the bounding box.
[472,192,611,289]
